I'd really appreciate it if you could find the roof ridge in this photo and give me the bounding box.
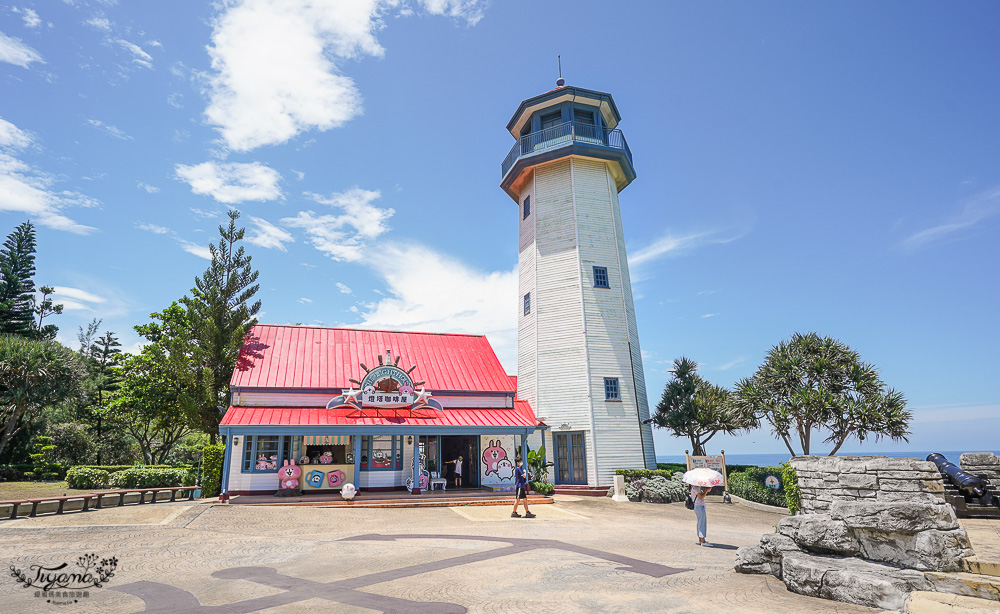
[253,323,488,339]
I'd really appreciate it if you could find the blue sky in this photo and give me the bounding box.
[2,1,997,456]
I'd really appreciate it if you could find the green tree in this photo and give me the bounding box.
[732,332,910,456]
[648,357,750,456]
[183,210,261,442]
[0,334,86,459]
[0,221,38,337]
[31,285,63,340]
[108,304,201,464]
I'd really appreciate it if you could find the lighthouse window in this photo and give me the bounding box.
[523,195,530,219]
[540,111,562,131]
[523,292,531,316]
[604,378,621,401]
[575,109,595,126]
[593,266,609,288]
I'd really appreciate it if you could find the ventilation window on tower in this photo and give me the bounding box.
[604,377,621,401]
[523,292,531,316]
[523,195,531,219]
[593,266,609,288]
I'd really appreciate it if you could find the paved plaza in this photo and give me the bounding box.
[0,496,884,613]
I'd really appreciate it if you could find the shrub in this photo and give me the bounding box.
[727,466,787,508]
[529,481,554,495]
[201,443,225,498]
[109,467,187,488]
[46,422,93,466]
[27,436,64,480]
[616,468,678,481]
[65,467,111,490]
[615,473,688,503]
[780,462,801,515]
[0,464,34,481]
[656,463,687,473]
[72,464,190,475]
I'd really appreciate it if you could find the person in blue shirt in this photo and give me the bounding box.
[511,458,535,518]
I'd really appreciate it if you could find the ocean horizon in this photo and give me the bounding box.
[655,450,999,468]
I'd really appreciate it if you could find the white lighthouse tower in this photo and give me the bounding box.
[501,81,656,487]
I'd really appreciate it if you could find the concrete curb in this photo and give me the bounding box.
[728,492,791,515]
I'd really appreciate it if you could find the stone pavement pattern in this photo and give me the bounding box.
[1,496,885,613]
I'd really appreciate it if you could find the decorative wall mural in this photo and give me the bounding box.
[327,470,346,488]
[305,470,324,488]
[483,440,513,480]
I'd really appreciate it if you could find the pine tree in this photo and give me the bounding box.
[0,221,38,336]
[183,210,261,442]
[31,285,63,340]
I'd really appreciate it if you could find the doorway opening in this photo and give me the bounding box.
[440,436,479,489]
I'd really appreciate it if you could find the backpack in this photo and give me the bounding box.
[685,494,695,510]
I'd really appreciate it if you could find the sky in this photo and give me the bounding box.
[1,1,998,458]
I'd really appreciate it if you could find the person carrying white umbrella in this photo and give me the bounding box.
[683,467,724,546]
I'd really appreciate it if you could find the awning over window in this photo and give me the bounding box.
[302,435,351,446]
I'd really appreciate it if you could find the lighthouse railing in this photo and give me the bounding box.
[502,121,632,178]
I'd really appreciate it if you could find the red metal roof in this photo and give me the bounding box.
[221,402,537,429]
[231,325,516,393]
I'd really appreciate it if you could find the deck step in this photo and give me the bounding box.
[250,496,554,509]
[906,591,1000,613]
[553,485,609,497]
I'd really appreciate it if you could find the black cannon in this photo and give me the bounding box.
[927,453,986,498]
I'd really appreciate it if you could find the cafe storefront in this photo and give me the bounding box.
[219,325,540,498]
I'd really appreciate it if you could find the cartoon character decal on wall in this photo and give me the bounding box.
[256,454,278,471]
[327,470,346,488]
[275,460,302,497]
[318,451,333,464]
[482,440,511,479]
[305,470,324,488]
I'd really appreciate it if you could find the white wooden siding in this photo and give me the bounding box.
[517,172,537,411]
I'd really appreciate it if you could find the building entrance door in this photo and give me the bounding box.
[440,436,479,488]
[554,432,587,485]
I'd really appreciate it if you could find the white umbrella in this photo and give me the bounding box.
[682,468,724,487]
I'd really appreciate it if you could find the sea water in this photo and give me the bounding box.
[655,450,999,468]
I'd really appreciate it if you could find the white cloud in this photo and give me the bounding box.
[0,117,32,148]
[700,313,717,318]
[136,222,170,234]
[86,119,133,141]
[116,38,153,68]
[51,286,107,305]
[15,8,42,28]
[175,161,282,204]
[246,216,294,251]
[336,282,352,294]
[282,187,392,261]
[355,243,518,370]
[0,117,96,234]
[189,207,219,219]
[630,228,745,267]
[415,0,489,25]
[166,93,183,108]
[898,187,1000,251]
[716,356,746,371]
[178,239,212,260]
[203,0,385,152]
[137,182,159,193]
[298,297,312,303]
[292,170,305,181]
[0,31,44,67]
[86,16,111,31]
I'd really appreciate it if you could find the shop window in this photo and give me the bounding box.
[242,435,285,472]
[363,435,404,471]
[593,266,609,288]
[523,292,531,316]
[523,195,531,219]
[298,435,352,466]
[604,377,621,401]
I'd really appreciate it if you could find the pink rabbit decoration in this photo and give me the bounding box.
[482,439,508,477]
[278,459,302,489]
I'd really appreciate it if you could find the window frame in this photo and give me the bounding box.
[604,377,621,402]
[593,266,610,289]
[523,292,531,316]
[523,195,531,219]
[363,435,404,472]
[241,435,288,473]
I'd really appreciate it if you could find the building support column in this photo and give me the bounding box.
[521,433,529,479]
[412,434,421,495]
[353,435,362,488]
[219,428,232,502]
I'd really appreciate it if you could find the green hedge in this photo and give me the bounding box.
[109,468,188,489]
[65,467,111,490]
[780,462,801,515]
[73,464,191,474]
[529,481,554,495]
[201,443,225,498]
[617,468,679,480]
[0,464,36,482]
[727,466,787,508]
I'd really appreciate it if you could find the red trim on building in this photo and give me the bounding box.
[221,403,537,429]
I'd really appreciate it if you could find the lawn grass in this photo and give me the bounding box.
[0,481,94,501]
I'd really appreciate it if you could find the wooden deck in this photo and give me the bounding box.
[229,488,554,509]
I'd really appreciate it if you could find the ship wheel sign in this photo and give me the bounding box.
[326,349,443,419]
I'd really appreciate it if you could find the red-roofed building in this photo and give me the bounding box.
[219,325,540,497]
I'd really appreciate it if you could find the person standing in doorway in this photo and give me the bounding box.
[445,455,464,488]
[692,485,709,546]
[511,458,535,518]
